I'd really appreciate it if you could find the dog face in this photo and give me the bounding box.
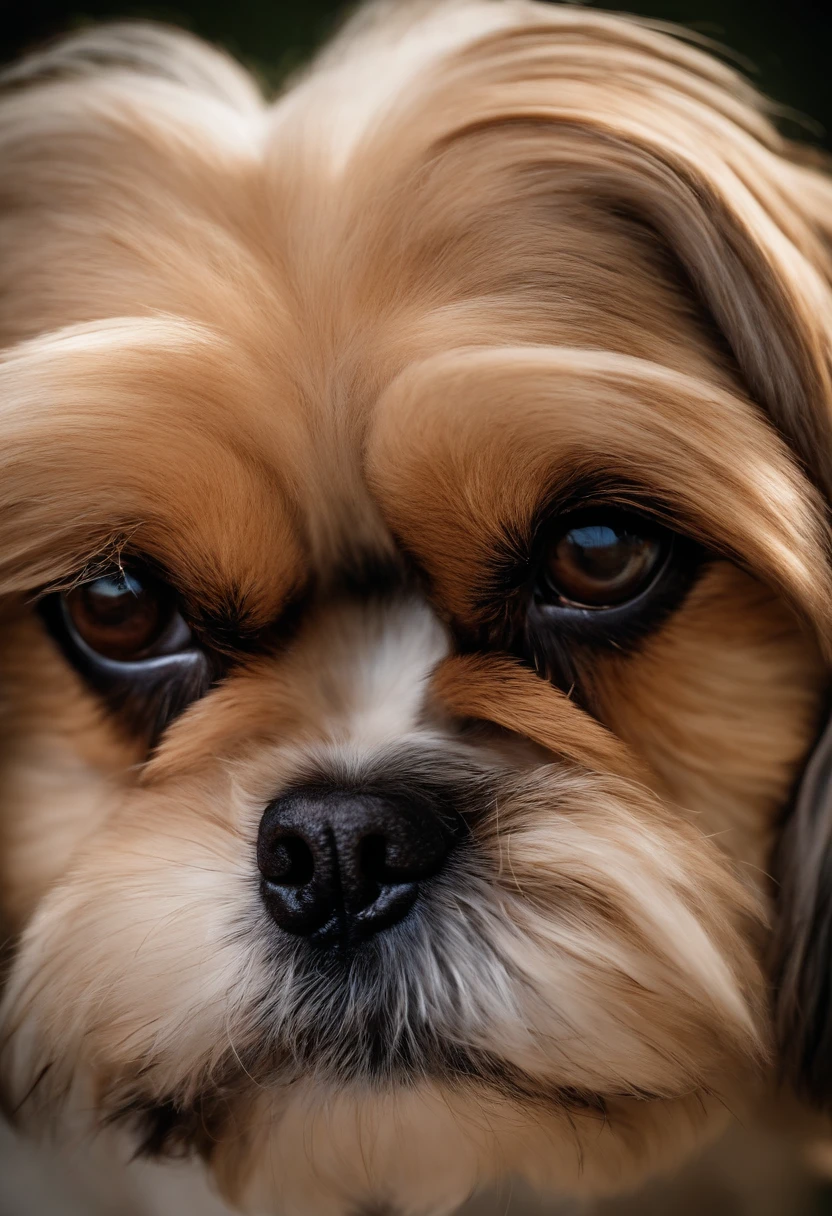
[2,3,832,1213]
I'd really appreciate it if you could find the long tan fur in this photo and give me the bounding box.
[1,3,832,1214]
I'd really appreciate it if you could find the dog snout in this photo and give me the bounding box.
[257,787,452,944]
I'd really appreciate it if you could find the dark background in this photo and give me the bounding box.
[1,0,831,150]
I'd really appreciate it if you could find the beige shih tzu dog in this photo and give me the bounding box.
[2,1,832,1213]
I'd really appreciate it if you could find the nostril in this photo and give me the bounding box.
[264,834,315,886]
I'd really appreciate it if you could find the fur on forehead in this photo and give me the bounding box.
[0,1,831,638]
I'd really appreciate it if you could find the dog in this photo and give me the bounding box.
[1,2,832,1213]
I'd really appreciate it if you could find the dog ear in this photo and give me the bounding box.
[772,709,832,1107]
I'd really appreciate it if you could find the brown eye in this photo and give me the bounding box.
[42,564,208,737]
[541,516,667,609]
[64,569,179,661]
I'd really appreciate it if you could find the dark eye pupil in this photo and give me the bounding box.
[543,520,663,608]
[65,570,165,660]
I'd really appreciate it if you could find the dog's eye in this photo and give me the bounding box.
[513,508,694,686]
[63,569,185,661]
[63,569,190,662]
[537,516,667,609]
[41,565,210,739]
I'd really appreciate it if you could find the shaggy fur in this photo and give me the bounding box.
[1,2,832,1213]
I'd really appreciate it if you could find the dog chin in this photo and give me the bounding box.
[210,1087,738,1216]
[106,1079,728,1213]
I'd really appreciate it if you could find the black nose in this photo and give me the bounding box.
[257,788,452,944]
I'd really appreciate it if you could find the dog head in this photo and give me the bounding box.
[1,3,832,1213]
